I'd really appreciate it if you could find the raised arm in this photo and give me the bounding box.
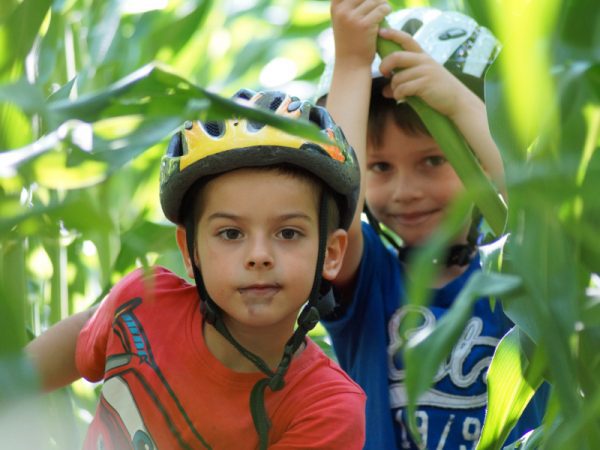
[25,307,96,391]
[377,28,506,198]
[327,0,391,289]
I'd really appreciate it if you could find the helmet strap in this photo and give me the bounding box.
[364,204,478,267]
[183,191,332,450]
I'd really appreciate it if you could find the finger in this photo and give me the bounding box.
[388,62,431,88]
[380,83,399,100]
[378,51,429,77]
[353,0,392,21]
[331,0,364,8]
[389,66,428,91]
[390,78,425,102]
[378,28,424,53]
[364,2,392,23]
[333,0,379,13]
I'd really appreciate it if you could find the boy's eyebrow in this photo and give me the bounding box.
[417,145,443,153]
[206,212,315,222]
[369,144,441,154]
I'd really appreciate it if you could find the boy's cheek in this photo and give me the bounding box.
[365,188,385,211]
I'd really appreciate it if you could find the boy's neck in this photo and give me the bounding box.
[432,264,469,288]
[203,319,305,373]
[403,262,469,289]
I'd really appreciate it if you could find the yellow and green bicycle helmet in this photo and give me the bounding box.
[160,88,359,230]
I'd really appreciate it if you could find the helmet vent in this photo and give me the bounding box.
[287,100,301,112]
[269,96,283,112]
[233,88,254,101]
[204,121,224,137]
[166,132,184,157]
[401,18,423,36]
[309,106,327,128]
[439,27,467,40]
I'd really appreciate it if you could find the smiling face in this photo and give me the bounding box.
[366,113,469,247]
[185,167,346,337]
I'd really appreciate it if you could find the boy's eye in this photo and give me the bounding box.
[369,162,391,173]
[424,155,447,167]
[219,228,243,240]
[277,228,301,240]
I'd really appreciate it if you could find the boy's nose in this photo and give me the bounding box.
[246,257,273,269]
[245,239,274,269]
[391,174,423,202]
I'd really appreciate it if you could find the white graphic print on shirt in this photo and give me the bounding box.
[387,305,499,449]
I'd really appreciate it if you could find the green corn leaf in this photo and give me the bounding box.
[501,426,544,450]
[376,19,507,236]
[46,64,329,144]
[0,0,52,75]
[544,385,600,450]
[1,64,331,175]
[476,327,546,450]
[0,240,28,353]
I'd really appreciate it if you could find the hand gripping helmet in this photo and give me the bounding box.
[316,8,500,266]
[316,6,501,101]
[159,89,359,449]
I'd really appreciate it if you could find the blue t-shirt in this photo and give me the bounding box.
[323,222,547,449]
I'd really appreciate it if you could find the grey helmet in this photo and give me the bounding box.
[316,7,501,100]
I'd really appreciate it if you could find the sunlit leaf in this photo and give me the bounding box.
[0,242,28,352]
[489,0,561,151]
[0,0,52,74]
[502,426,544,450]
[544,386,600,449]
[476,327,546,450]
[32,150,108,190]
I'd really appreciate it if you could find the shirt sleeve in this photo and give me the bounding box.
[324,222,402,331]
[75,269,144,382]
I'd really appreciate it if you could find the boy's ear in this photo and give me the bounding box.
[175,226,195,278]
[322,229,348,281]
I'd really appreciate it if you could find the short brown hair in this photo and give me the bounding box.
[367,79,431,147]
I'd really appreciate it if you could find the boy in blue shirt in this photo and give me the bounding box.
[320,2,546,449]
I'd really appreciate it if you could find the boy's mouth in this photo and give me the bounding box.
[389,209,439,226]
[238,284,281,298]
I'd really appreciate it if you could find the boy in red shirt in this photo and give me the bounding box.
[27,89,365,449]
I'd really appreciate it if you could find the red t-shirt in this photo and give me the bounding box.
[76,266,366,449]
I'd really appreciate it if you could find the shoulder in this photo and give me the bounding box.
[353,221,404,299]
[324,222,404,326]
[269,341,366,449]
[84,266,194,335]
[360,221,400,269]
[107,266,192,303]
[122,265,190,289]
[76,267,195,381]
[289,340,365,397]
